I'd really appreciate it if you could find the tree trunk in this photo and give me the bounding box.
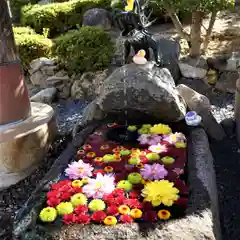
[0,0,18,63]
[190,11,204,58]
[0,0,30,125]
[202,10,217,53]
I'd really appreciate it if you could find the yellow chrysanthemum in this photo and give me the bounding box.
[149,124,172,135]
[130,208,143,219]
[175,142,187,148]
[72,180,83,188]
[141,180,179,207]
[104,216,117,225]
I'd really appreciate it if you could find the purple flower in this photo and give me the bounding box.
[65,160,93,179]
[140,164,168,180]
[162,133,186,145]
[137,134,162,145]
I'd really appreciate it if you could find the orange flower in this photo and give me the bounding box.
[104,166,113,173]
[103,216,117,225]
[136,163,144,169]
[100,144,110,151]
[158,210,171,220]
[130,208,143,219]
[86,152,96,159]
[72,180,83,188]
[114,153,121,159]
[94,157,103,163]
[118,205,130,215]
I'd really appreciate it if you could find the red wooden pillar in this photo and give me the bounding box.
[0,1,30,125]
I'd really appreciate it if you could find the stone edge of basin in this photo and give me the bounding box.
[12,125,221,240]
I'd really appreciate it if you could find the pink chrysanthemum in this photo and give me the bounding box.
[140,163,168,180]
[148,143,168,153]
[82,173,115,198]
[137,134,162,145]
[162,132,186,145]
[65,160,93,179]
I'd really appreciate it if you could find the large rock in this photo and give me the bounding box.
[215,71,239,93]
[30,87,57,104]
[177,84,226,140]
[82,8,112,30]
[81,63,187,126]
[179,56,208,79]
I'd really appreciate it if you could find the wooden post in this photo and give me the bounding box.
[0,0,30,125]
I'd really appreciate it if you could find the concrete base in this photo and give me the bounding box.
[0,102,56,190]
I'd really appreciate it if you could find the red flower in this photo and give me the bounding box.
[91,211,107,222]
[60,192,72,201]
[112,188,125,197]
[62,213,76,224]
[142,211,157,222]
[129,191,139,199]
[124,199,142,209]
[47,190,59,199]
[106,206,119,216]
[73,187,83,194]
[47,197,60,207]
[74,205,89,214]
[119,215,133,223]
[103,193,114,205]
[114,196,126,206]
[58,185,75,194]
[76,213,91,224]
[93,169,105,176]
[51,180,71,190]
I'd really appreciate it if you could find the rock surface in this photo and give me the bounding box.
[81,63,187,126]
[177,84,226,140]
[178,56,208,79]
[215,71,239,93]
[30,87,57,104]
[82,8,112,30]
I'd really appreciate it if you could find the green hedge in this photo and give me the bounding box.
[52,26,113,74]
[13,27,52,69]
[21,0,111,37]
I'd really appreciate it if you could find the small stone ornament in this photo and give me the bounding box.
[133,50,147,65]
[185,111,202,126]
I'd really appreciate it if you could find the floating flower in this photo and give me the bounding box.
[103,166,113,173]
[93,169,105,176]
[141,180,179,206]
[137,134,162,145]
[148,143,168,154]
[82,173,115,198]
[120,149,131,156]
[140,164,168,180]
[136,163,144,169]
[138,127,150,134]
[150,124,172,135]
[106,206,119,216]
[146,152,160,161]
[161,156,175,165]
[39,207,57,222]
[175,142,187,148]
[118,205,130,215]
[102,154,115,162]
[127,172,142,184]
[119,214,133,223]
[70,193,87,207]
[158,210,171,220]
[56,202,74,215]
[129,191,140,199]
[83,144,92,151]
[82,178,88,184]
[94,157,103,163]
[91,211,107,222]
[76,213,91,224]
[100,144,110,151]
[127,125,137,131]
[88,199,106,211]
[47,197,60,207]
[128,157,140,165]
[62,213,76,224]
[86,152,96,159]
[131,148,140,153]
[112,188,125,197]
[173,168,184,175]
[104,216,117,225]
[116,180,132,192]
[142,124,152,129]
[76,150,85,157]
[51,180,72,190]
[130,208,143,219]
[163,132,186,145]
[72,180,83,188]
[74,205,88,214]
[124,199,142,209]
[65,160,93,179]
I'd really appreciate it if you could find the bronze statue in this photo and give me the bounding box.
[111,0,162,66]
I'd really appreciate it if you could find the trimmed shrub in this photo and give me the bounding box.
[52,26,113,74]
[21,0,111,37]
[13,27,52,69]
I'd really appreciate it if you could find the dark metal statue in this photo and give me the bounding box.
[111,0,162,66]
